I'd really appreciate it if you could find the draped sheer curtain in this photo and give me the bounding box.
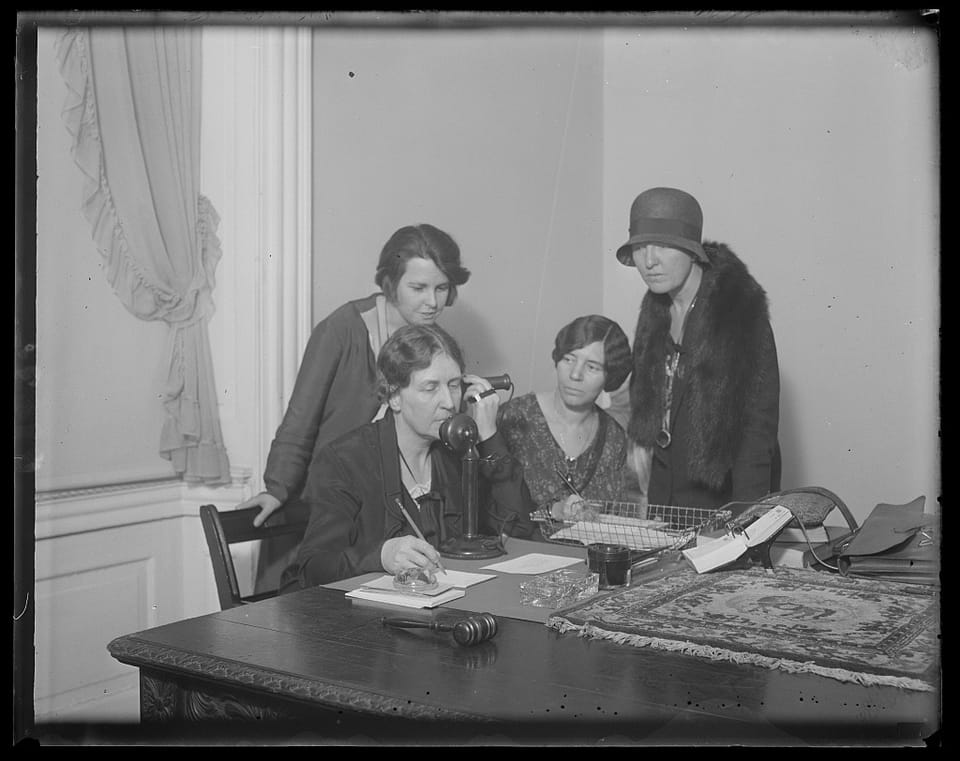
[56,26,231,484]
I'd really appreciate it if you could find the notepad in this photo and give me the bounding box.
[359,571,496,593]
[359,575,458,596]
[345,586,466,609]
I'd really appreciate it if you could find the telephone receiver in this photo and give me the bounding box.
[462,373,512,392]
[461,373,512,403]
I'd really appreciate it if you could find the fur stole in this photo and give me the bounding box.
[628,242,771,491]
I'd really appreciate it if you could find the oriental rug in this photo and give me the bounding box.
[547,566,939,691]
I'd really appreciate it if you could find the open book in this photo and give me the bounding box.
[682,504,794,573]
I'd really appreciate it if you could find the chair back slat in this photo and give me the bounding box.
[215,506,306,544]
[199,504,308,610]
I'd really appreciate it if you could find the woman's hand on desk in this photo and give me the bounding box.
[381,536,443,576]
[239,492,284,528]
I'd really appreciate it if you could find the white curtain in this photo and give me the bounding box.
[56,26,231,484]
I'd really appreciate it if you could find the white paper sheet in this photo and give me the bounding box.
[480,553,583,575]
[434,570,498,588]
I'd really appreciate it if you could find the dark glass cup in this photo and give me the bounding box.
[587,543,632,589]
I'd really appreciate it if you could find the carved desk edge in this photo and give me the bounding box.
[107,634,488,722]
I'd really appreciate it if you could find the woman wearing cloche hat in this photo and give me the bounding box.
[618,187,781,509]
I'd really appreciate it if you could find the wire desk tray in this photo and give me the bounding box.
[532,500,733,560]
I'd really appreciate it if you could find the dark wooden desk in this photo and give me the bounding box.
[107,540,940,745]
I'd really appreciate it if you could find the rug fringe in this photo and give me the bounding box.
[547,617,935,692]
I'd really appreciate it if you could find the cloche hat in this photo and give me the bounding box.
[615,187,708,265]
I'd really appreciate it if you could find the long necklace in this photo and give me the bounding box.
[398,448,431,503]
[552,395,598,476]
[657,295,698,449]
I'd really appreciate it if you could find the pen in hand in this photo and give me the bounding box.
[394,498,447,576]
[554,466,583,498]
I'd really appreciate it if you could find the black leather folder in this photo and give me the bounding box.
[809,496,939,586]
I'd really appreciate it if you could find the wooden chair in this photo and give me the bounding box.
[199,503,308,610]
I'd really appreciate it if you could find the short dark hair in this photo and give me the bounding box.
[374,224,471,307]
[551,315,632,392]
[376,323,466,402]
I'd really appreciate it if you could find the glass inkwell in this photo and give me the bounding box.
[393,566,438,594]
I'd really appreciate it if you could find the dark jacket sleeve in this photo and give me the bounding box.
[289,447,390,588]
[262,317,346,504]
[730,321,781,502]
[478,430,536,539]
[263,302,382,505]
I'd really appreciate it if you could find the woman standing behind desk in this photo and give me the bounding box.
[616,187,780,509]
[238,224,471,591]
[498,315,633,521]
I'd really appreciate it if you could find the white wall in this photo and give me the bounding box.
[311,27,605,394]
[602,24,939,522]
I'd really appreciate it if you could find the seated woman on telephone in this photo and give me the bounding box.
[279,324,536,589]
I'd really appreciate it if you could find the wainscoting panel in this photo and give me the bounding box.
[34,477,248,723]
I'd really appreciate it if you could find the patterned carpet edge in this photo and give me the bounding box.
[545,616,936,693]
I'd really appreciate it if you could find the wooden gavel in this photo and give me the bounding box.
[382,613,498,647]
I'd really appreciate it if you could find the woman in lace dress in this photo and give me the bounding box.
[498,315,633,521]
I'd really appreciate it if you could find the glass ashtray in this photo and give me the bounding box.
[393,566,438,593]
[519,568,599,608]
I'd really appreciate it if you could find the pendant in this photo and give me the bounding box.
[655,429,672,449]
